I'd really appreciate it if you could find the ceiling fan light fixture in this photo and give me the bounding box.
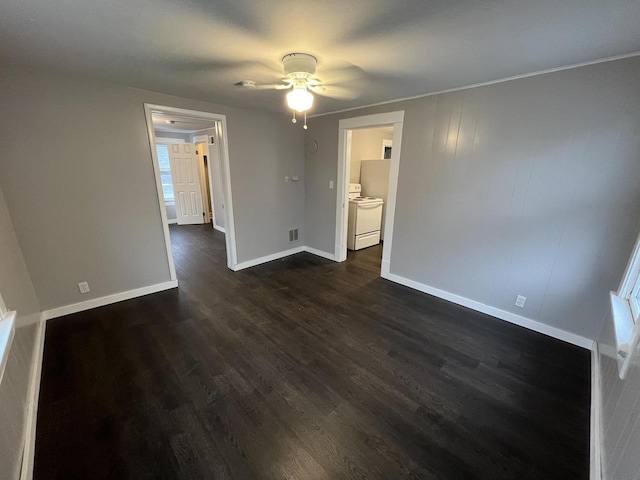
[286,86,314,112]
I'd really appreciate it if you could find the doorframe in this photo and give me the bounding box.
[143,104,238,277]
[195,129,227,234]
[335,111,404,277]
[192,135,216,228]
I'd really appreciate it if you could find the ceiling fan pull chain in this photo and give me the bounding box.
[292,110,297,124]
[303,110,308,130]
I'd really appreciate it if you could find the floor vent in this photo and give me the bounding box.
[289,228,299,242]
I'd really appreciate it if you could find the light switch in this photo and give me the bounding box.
[284,176,290,182]
[329,180,334,189]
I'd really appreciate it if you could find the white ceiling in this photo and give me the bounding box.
[1,0,639,115]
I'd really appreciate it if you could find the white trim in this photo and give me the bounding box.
[609,292,640,379]
[310,51,640,118]
[205,126,223,236]
[303,246,335,261]
[144,107,178,281]
[382,270,594,349]
[590,345,602,480]
[335,128,351,262]
[609,228,640,378]
[231,247,305,271]
[167,219,178,225]
[42,280,178,320]
[335,111,405,273]
[143,104,239,272]
[154,136,186,144]
[192,134,209,143]
[190,127,218,135]
[226,245,335,271]
[0,292,8,318]
[618,231,640,298]
[20,313,46,480]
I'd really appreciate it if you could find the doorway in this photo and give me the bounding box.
[334,111,405,277]
[144,104,238,277]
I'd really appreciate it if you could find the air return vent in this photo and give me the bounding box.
[289,228,299,242]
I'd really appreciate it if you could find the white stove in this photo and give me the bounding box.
[347,194,384,251]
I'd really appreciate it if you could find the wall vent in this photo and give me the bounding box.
[289,228,299,242]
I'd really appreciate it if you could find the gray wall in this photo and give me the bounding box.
[0,185,41,479]
[597,313,640,480]
[305,56,640,341]
[165,204,177,223]
[0,63,304,310]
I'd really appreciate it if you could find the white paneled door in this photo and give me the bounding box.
[168,143,205,225]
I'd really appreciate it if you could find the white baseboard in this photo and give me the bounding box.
[591,344,602,480]
[232,246,305,271]
[167,219,178,225]
[42,280,178,320]
[20,313,46,480]
[14,312,42,328]
[382,271,595,350]
[303,246,335,261]
[231,245,339,271]
[213,224,226,234]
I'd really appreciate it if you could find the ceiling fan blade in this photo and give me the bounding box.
[253,83,291,90]
[235,81,291,90]
[309,84,359,100]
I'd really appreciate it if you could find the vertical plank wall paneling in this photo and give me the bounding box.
[304,56,640,341]
[0,323,38,480]
[598,312,640,480]
[0,184,42,480]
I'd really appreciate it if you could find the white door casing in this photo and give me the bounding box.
[335,111,405,277]
[195,142,212,223]
[208,129,226,231]
[144,103,238,273]
[168,143,205,225]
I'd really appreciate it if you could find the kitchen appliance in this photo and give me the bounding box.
[360,160,390,240]
[347,196,384,250]
[348,183,362,199]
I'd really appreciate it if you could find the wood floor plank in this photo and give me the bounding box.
[34,224,590,479]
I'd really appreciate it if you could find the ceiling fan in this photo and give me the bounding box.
[235,53,358,129]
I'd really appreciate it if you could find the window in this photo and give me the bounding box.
[381,139,393,159]
[0,292,16,385]
[156,144,174,203]
[610,233,640,378]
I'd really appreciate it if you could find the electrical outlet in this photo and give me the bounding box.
[291,175,300,182]
[515,295,527,308]
[78,281,91,294]
[284,175,290,182]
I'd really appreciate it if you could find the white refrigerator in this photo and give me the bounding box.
[360,159,391,240]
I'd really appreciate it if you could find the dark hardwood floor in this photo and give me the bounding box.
[35,224,590,479]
